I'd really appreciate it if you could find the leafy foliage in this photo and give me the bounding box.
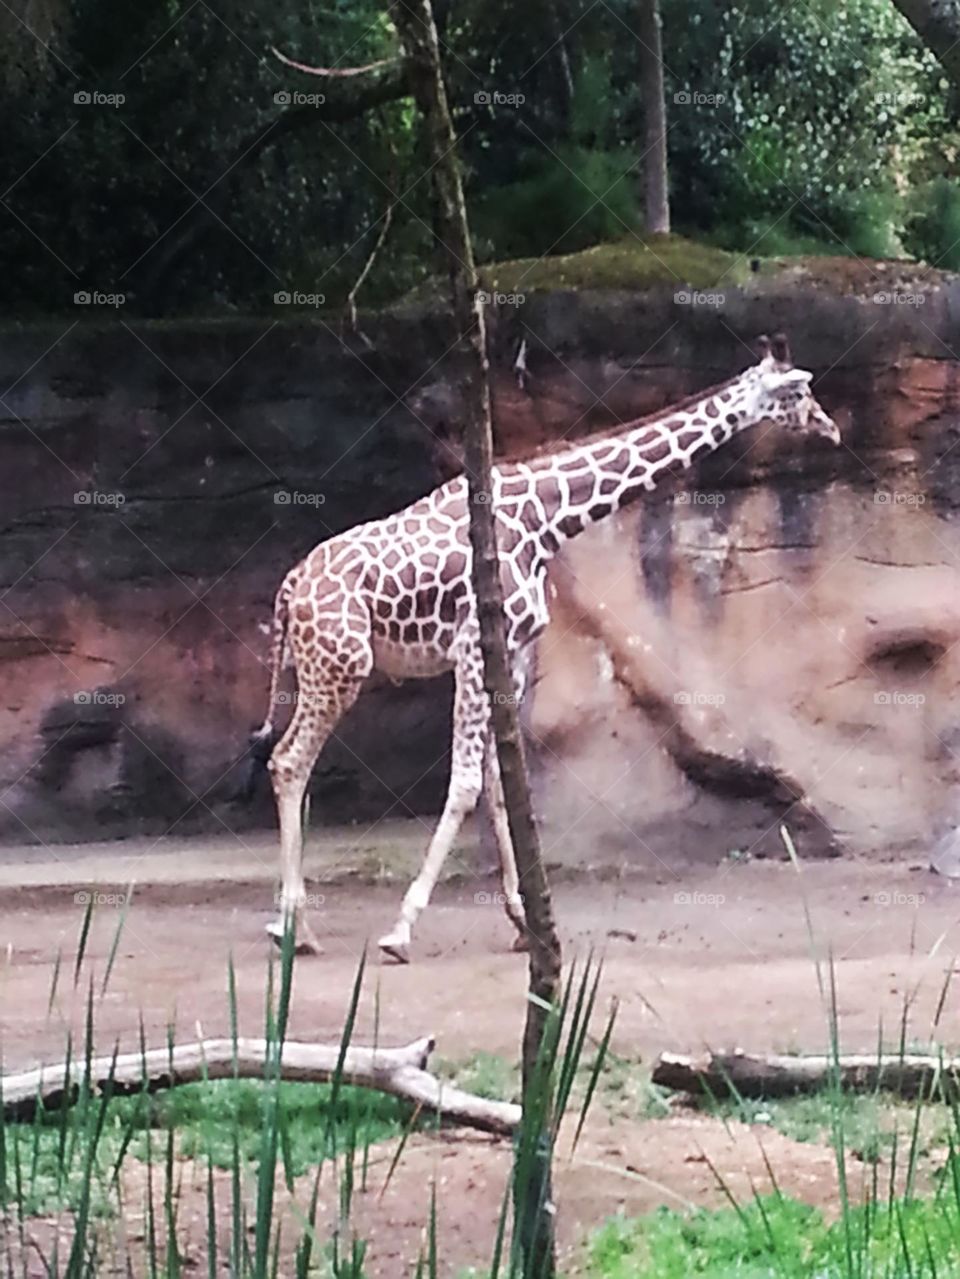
[589,1193,960,1278]
[906,177,960,270]
[0,0,415,314]
[1,0,958,317]
[659,0,947,255]
[2,1079,411,1215]
[472,53,639,259]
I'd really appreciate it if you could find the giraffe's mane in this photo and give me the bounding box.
[501,368,750,468]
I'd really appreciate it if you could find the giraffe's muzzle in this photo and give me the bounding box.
[806,401,841,446]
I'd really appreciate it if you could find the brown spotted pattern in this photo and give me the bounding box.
[256,344,839,958]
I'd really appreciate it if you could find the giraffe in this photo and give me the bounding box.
[251,333,839,961]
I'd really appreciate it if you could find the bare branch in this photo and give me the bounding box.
[271,48,404,79]
[135,59,412,298]
[342,201,396,345]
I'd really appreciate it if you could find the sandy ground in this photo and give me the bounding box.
[1,823,958,1273]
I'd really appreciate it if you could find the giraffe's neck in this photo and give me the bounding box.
[509,373,758,552]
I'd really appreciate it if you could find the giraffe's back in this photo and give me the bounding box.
[284,472,550,681]
[289,477,470,679]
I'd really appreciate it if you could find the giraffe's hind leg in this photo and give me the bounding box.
[267,666,364,955]
[483,737,528,951]
[378,654,486,964]
[485,645,535,951]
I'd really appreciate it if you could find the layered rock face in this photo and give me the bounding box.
[2,285,958,866]
[0,321,453,845]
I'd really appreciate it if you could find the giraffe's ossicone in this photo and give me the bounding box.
[250,333,840,961]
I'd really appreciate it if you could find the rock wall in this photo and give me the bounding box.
[2,284,960,866]
[0,320,454,844]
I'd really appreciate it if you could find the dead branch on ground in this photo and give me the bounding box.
[3,1035,521,1133]
[652,1049,960,1100]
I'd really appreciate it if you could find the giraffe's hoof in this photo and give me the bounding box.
[264,920,323,956]
[378,933,411,965]
[511,932,530,953]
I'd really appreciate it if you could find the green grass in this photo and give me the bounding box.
[401,224,943,308]
[591,1054,672,1123]
[588,1192,960,1278]
[3,1111,119,1219]
[437,1052,519,1103]
[467,1042,676,1129]
[550,1042,956,1154]
[3,895,615,1277]
[2,1078,413,1217]
[130,1078,414,1173]
[703,1088,954,1167]
[393,233,757,308]
[478,234,754,294]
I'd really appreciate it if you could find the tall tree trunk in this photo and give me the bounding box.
[638,0,670,234]
[552,2,576,116]
[890,0,960,90]
[389,2,562,1274]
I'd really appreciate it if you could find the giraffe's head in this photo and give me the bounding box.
[746,333,841,445]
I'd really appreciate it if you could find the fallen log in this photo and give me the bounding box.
[652,1050,960,1100]
[2,1036,522,1134]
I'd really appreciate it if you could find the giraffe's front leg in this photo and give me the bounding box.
[379,656,485,963]
[266,916,323,955]
[262,794,324,954]
[267,782,324,956]
[377,777,480,963]
[266,882,324,955]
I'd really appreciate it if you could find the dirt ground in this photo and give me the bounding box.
[2,822,959,1273]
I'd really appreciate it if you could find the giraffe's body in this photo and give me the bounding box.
[255,336,840,959]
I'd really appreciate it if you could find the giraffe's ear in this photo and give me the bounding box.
[770,333,792,366]
[754,334,772,364]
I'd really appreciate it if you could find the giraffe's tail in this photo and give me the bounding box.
[241,576,293,801]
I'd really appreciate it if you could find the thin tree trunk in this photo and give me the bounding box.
[552,3,576,114]
[638,0,670,234]
[389,3,562,1273]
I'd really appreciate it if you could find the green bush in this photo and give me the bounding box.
[474,146,638,260]
[708,218,848,259]
[474,53,639,261]
[661,0,941,258]
[823,190,903,259]
[905,177,960,271]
